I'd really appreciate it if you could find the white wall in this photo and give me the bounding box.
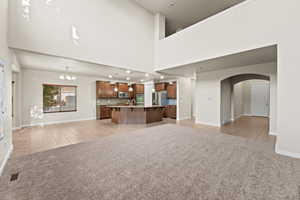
[233,82,244,119]
[144,81,154,107]
[195,62,277,129]
[177,78,192,120]
[220,79,232,125]
[155,0,298,70]
[191,79,197,118]
[12,72,22,130]
[8,0,155,73]
[21,69,117,127]
[0,0,13,174]
[242,82,252,116]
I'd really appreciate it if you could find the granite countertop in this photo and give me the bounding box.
[107,105,164,108]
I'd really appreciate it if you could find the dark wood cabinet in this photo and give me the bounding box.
[129,84,144,99]
[117,83,129,92]
[163,106,168,118]
[96,81,117,98]
[97,105,111,119]
[155,82,167,91]
[129,90,134,99]
[167,83,177,99]
[110,84,118,98]
[166,105,177,119]
[133,84,144,94]
[136,84,144,94]
[96,81,106,98]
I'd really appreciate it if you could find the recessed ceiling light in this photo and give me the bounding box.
[145,73,149,77]
[140,79,144,82]
[126,77,131,81]
[108,75,113,78]
[126,70,131,74]
[160,75,164,79]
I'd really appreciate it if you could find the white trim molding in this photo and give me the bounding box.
[269,132,277,136]
[276,147,300,159]
[22,117,97,128]
[176,116,192,121]
[0,144,13,175]
[195,120,221,127]
[13,127,22,131]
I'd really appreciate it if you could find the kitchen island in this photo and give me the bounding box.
[108,106,164,124]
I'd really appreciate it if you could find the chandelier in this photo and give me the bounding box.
[59,67,77,81]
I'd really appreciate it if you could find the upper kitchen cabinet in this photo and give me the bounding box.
[167,82,177,99]
[110,84,118,98]
[117,83,129,92]
[97,81,106,98]
[96,81,117,98]
[155,83,167,91]
[133,84,144,94]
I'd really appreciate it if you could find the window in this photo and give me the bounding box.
[43,84,77,113]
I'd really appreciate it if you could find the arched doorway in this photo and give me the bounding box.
[220,74,273,140]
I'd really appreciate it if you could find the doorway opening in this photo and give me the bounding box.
[220,74,273,140]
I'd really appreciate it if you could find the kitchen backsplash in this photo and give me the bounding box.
[167,99,177,105]
[97,99,130,106]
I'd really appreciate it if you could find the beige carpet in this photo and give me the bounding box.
[1,124,300,200]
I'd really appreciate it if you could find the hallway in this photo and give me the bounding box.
[221,116,272,141]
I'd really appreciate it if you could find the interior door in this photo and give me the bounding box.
[250,80,270,117]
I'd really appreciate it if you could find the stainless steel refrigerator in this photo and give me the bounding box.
[153,91,168,106]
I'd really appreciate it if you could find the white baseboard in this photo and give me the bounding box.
[22,117,97,128]
[233,114,269,121]
[176,116,192,121]
[269,131,277,136]
[0,144,13,176]
[13,126,22,131]
[233,114,243,120]
[221,119,232,125]
[276,147,300,159]
[195,120,220,127]
[243,113,253,117]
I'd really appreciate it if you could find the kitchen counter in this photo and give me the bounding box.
[109,105,164,124]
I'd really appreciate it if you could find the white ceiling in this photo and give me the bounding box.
[14,50,174,83]
[158,45,277,77]
[133,0,246,35]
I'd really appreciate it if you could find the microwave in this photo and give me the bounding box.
[118,92,129,98]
